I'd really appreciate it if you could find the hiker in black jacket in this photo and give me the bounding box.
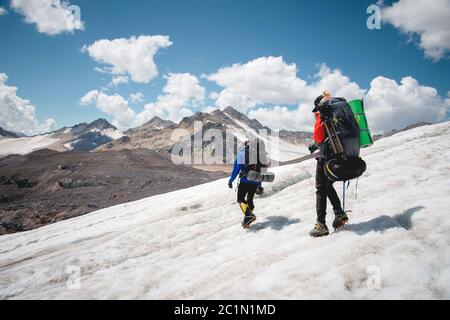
[309,93,348,237]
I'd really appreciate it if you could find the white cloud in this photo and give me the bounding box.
[364,76,449,133]
[211,88,258,111]
[248,105,314,132]
[80,73,205,129]
[109,75,129,87]
[250,75,449,134]
[207,56,365,131]
[206,57,365,113]
[137,73,205,123]
[310,64,366,101]
[79,51,449,134]
[0,7,7,16]
[0,73,55,135]
[82,35,172,84]
[79,90,136,130]
[129,92,144,104]
[208,56,449,134]
[202,106,217,113]
[206,56,308,111]
[11,0,84,35]
[382,0,450,60]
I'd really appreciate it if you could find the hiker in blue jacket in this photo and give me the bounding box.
[228,140,265,229]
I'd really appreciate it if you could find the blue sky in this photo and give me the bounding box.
[0,0,449,132]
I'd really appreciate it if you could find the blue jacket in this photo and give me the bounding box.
[229,148,261,185]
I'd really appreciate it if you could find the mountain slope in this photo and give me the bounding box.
[49,118,123,152]
[0,122,449,299]
[135,116,177,131]
[0,108,310,161]
[96,107,310,162]
[0,148,225,235]
[0,119,123,157]
[0,127,20,139]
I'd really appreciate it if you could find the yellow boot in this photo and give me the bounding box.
[239,202,249,214]
[239,202,256,229]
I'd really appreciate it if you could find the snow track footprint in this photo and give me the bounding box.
[179,203,203,212]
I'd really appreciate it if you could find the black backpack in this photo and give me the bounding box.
[240,139,268,177]
[319,98,367,182]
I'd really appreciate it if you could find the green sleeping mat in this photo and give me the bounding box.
[348,99,374,148]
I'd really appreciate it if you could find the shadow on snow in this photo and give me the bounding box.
[250,215,301,232]
[343,206,425,236]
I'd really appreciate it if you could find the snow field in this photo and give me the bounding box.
[0,122,449,299]
[0,135,58,157]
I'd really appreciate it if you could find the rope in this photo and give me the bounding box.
[342,181,346,213]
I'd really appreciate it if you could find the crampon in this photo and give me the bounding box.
[332,214,349,230]
[242,215,256,229]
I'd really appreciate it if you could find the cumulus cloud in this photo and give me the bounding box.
[249,76,449,134]
[109,75,129,87]
[206,56,308,111]
[208,56,366,131]
[364,76,449,133]
[137,73,205,123]
[382,0,450,60]
[202,106,217,113]
[0,73,55,135]
[82,35,172,84]
[217,57,448,133]
[80,51,448,134]
[310,64,366,101]
[11,0,84,35]
[248,105,314,132]
[80,73,205,129]
[79,90,136,130]
[206,57,365,113]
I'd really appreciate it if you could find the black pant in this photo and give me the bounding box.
[237,182,258,211]
[316,159,342,224]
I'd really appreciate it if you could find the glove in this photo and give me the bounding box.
[308,142,318,154]
[228,181,233,189]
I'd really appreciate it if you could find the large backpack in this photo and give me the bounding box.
[319,98,367,182]
[240,138,268,177]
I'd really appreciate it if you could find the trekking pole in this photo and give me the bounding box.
[323,120,339,155]
[323,118,345,156]
[328,120,345,155]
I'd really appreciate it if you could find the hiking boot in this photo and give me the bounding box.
[332,211,349,230]
[310,222,329,237]
[242,212,256,229]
